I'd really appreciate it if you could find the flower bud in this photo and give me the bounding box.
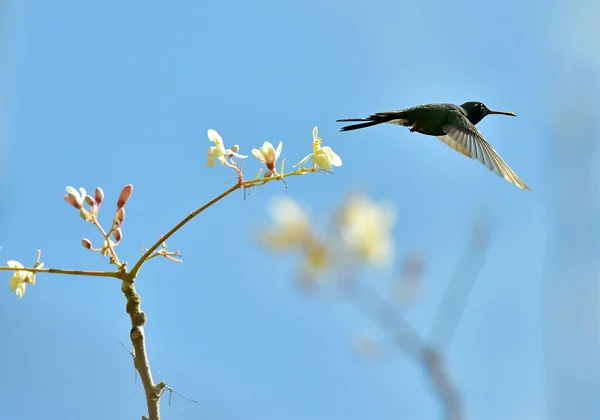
[116,207,125,224]
[85,195,94,206]
[79,209,92,221]
[95,187,104,205]
[101,239,115,257]
[81,238,93,249]
[64,194,81,209]
[113,228,122,243]
[230,144,240,153]
[117,184,133,210]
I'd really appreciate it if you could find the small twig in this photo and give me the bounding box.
[118,340,138,384]
[160,385,198,406]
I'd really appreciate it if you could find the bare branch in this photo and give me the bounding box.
[122,281,163,420]
[0,265,121,278]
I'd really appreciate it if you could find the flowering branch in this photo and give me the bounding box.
[129,167,316,279]
[4,125,342,420]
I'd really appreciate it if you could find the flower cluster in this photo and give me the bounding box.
[258,194,396,286]
[64,184,133,263]
[205,126,342,180]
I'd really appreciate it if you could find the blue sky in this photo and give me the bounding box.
[1,0,599,419]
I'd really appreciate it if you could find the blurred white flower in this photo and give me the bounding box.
[294,126,342,171]
[261,196,330,285]
[252,141,283,177]
[206,129,247,168]
[7,260,41,299]
[337,195,396,267]
[262,196,312,248]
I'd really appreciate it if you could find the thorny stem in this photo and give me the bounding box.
[129,168,315,278]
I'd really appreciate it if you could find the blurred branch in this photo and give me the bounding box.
[429,221,490,349]
[342,221,490,420]
[342,277,463,420]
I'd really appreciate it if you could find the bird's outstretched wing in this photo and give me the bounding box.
[437,110,531,191]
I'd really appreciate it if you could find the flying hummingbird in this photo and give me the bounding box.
[337,101,530,191]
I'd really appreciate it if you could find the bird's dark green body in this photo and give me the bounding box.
[336,101,530,191]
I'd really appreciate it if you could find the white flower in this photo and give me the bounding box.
[294,126,342,171]
[66,186,87,209]
[7,260,41,299]
[261,196,312,249]
[206,129,247,168]
[252,141,282,176]
[337,195,396,267]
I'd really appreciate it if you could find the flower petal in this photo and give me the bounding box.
[312,126,318,141]
[269,196,310,228]
[321,146,342,167]
[252,149,266,162]
[14,282,26,298]
[229,151,248,159]
[206,146,217,167]
[7,260,24,269]
[9,273,21,291]
[312,149,333,171]
[275,141,283,160]
[207,129,222,144]
[293,154,313,168]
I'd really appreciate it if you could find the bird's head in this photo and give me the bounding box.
[460,101,516,125]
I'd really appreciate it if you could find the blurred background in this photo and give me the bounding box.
[1,0,599,419]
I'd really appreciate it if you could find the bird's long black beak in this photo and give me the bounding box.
[488,109,516,117]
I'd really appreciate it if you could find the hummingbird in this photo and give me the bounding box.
[337,101,530,191]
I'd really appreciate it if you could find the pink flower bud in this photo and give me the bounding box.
[85,195,94,206]
[116,207,125,224]
[81,238,93,249]
[64,194,81,209]
[117,184,133,210]
[113,228,122,243]
[95,187,104,205]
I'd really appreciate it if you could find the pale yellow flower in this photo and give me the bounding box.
[294,126,342,171]
[206,129,247,167]
[7,260,41,299]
